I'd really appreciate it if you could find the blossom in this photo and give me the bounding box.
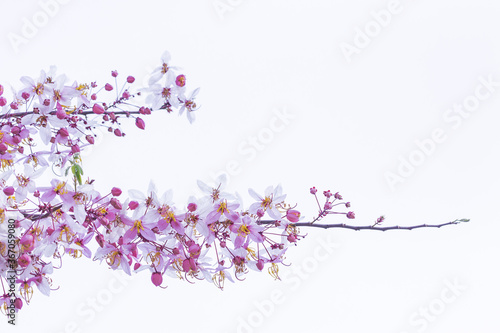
[248,185,286,220]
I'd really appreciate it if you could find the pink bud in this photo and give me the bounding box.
[111,187,122,196]
[43,99,50,106]
[187,203,197,212]
[21,92,30,100]
[175,75,186,87]
[110,198,122,210]
[0,97,7,106]
[56,107,66,120]
[105,83,113,91]
[86,135,95,144]
[310,186,317,194]
[93,103,105,114]
[182,259,191,272]
[345,202,351,208]
[47,227,54,236]
[347,211,355,219]
[111,70,118,77]
[144,107,151,115]
[59,128,69,137]
[128,201,139,210]
[151,272,163,286]
[188,244,201,255]
[220,241,226,248]
[113,128,122,137]
[0,84,3,96]
[91,94,97,100]
[0,143,9,153]
[18,146,24,154]
[286,209,301,223]
[18,254,31,268]
[287,234,298,243]
[11,126,20,134]
[324,201,333,210]
[135,117,145,130]
[127,76,135,83]
[256,209,265,218]
[71,145,80,153]
[3,186,15,196]
[122,91,130,99]
[134,263,141,270]
[323,190,332,198]
[334,192,342,200]
[172,248,180,255]
[12,135,21,144]
[10,102,18,110]
[14,298,23,310]
[95,234,105,247]
[256,259,264,271]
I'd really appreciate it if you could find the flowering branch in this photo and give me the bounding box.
[0,51,467,321]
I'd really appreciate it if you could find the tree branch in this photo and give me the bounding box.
[258,219,469,231]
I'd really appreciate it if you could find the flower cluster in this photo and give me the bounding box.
[0,51,359,315]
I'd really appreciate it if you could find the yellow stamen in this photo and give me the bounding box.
[268,263,280,280]
[212,271,225,290]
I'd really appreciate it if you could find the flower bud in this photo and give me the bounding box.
[111,187,122,196]
[128,201,139,210]
[43,98,50,106]
[334,192,342,200]
[256,259,264,271]
[3,186,15,196]
[135,117,145,130]
[105,83,113,91]
[310,186,317,194]
[11,126,20,134]
[110,198,122,210]
[114,128,122,137]
[173,248,180,255]
[91,94,97,100]
[93,103,105,114]
[10,102,18,110]
[56,107,66,120]
[86,134,95,144]
[286,209,301,223]
[0,143,8,153]
[287,234,298,243]
[111,70,118,77]
[21,92,30,100]
[14,298,23,310]
[58,128,69,137]
[0,97,7,106]
[95,234,104,247]
[71,145,80,153]
[187,203,197,212]
[127,76,135,83]
[134,263,141,270]
[151,272,163,287]
[346,211,355,219]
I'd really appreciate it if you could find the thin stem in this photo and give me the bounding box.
[258,219,467,231]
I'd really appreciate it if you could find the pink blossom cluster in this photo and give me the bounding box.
[0,51,355,315]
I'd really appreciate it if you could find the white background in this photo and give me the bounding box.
[0,0,499,332]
